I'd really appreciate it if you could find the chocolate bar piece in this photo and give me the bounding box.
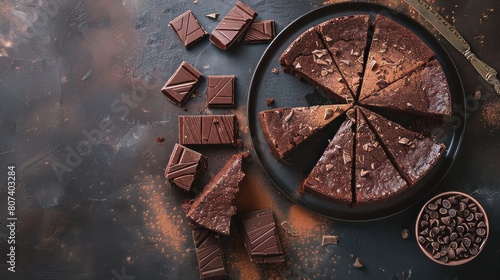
[192,226,228,280]
[185,152,250,235]
[239,209,285,263]
[161,61,203,106]
[244,20,275,43]
[206,75,235,107]
[169,10,207,48]
[165,144,207,192]
[210,1,257,50]
[179,115,238,145]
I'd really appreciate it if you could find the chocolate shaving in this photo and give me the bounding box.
[321,235,339,246]
[343,150,351,164]
[280,221,298,237]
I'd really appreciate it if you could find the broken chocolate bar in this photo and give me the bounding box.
[185,152,250,235]
[161,61,203,106]
[210,1,257,50]
[179,115,238,145]
[206,75,235,107]
[165,144,207,192]
[192,226,228,280]
[169,10,207,48]
[239,209,285,263]
[244,20,275,43]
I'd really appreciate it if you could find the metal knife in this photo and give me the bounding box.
[404,0,500,94]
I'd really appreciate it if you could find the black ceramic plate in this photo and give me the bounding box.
[247,2,465,221]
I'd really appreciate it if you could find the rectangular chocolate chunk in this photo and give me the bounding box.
[192,226,228,280]
[169,10,207,48]
[210,1,257,50]
[179,115,238,145]
[206,75,235,107]
[239,209,285,264]
[165,143,207,192]
[162,61,203,106]
[244,20,275,43]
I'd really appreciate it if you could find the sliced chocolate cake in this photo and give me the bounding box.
[185,152,250,235]
[359,107,446,187]
[302,111,355,204]
[279,27,354,102]
[355,107,408,204]
[316,15,370,95]
[360,60,452,118]
[259,104,351,159]
[359,15,434,101]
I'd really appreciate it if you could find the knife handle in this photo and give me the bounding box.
[464,50,500,94]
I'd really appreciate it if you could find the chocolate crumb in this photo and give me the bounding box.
[321,235,339,246]
[353,257,363,268]
[401,229,410,239]
[156,136,166,143]
[182,106,188,112]
[474,90,482,100]
[280,221,298,237]
[266,98,275,106]
[272,68,279,74]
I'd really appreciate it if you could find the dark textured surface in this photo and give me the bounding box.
[0,0,499,279]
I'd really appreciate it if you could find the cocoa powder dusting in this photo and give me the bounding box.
[289,205,328,236]
[235,168,275,212]
[482,100,500,129]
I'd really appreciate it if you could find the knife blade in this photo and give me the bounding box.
[404,0,500,94]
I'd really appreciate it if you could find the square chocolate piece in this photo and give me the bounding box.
[239,209,285,264]
[165,143,207,192]
[179,115,238,145]
[244,20,275,43]
[192,226,228,280]
[161,61,203,106]
[210,1,258,50]
[206,75,235,107]
[169,10,207,48]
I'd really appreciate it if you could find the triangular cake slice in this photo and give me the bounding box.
[279,27,354,102]
[359,107,446,187]
[316,15,370,95]
[259,104,351,159]
[185,152,250,235]
[359,15,434,101]
[302,110,355,204]
[361,60,452,118]
[355,107,408,204]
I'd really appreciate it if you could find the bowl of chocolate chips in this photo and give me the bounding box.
[416,191,489,265]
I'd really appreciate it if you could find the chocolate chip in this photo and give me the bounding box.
[448,249,456,259]
[448,209,457,217]
[475,213,483,220]
[466,213,474,222]
[470,246,479,255]
[441,216,451,225]
[428,203,438,211]
[477,221,485,228]
[476,228,486,237]
[462,238,471,248]
[439,208,448,215]
[430,211,438,219]
[450,232,458,241]
[442,199,451,209]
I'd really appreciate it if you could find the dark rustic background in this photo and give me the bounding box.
[0,0,499,279]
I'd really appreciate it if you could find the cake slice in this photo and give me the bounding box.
[259,104,351,159]
[355,107,408,204]
[302,111,355,204]
[185,152,250,235]
[279,27,354,102]
[316,15,370,95]
[359,15,434,101]
[359,107,446,187]
[361,60,451,118]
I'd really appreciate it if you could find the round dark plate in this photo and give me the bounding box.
[247,2,465,221]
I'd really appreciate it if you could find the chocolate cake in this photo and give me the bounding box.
[185,152,250,235]
[355,107,408,204]
[259,104,351,159]
[165,144,207,192]
[316,15,370,95]
[279,27,354,102]
[302,112,354,204]
[359,15,434,101]
[359,107,446,187]
[361,60,452,118]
